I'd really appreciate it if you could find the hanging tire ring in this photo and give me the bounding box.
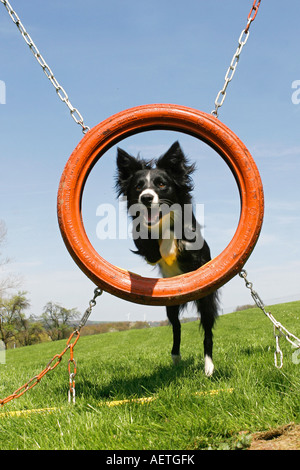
[57,104,264,306]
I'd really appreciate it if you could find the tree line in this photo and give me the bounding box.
[0,290,153,350]
[0,220,81,349]
[0,291,80,349]
[0,220,178,350]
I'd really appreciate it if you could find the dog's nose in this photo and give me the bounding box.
[140,193,154,206]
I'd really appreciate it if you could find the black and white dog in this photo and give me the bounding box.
[115,141,218,376]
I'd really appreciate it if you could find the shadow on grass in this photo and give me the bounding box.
[76,358,194,400]
[239,345,271,356]
[71,355,234,402]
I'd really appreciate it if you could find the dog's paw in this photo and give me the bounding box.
[171,354,181,365]
[204,355,214,377]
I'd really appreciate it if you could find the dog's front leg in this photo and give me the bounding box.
[166,305,181,365]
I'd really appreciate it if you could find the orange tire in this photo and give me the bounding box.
[57,104,264,305]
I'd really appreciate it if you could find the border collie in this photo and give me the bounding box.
[115,141,218,376]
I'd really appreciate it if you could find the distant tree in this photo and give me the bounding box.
[40,302,80,341]
[16,316,49,347]
[0,292,30,349]
[0,222,51,348]
[0,220,21,296]
[235,304,255,312]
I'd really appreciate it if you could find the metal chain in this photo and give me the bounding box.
[0,1,103,405]
[68,288,102,403]
[0,287,103,407]
[0,0,90,134]
[77,288,103,332]
[212,0,262,118]
[1,0,262,125]
[239,269,300,369]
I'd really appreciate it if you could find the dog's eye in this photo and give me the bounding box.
[157,181,166,189]
[135,182,143,191]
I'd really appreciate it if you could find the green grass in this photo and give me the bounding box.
[0,301,299,450]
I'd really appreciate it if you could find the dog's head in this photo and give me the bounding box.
[115,141,195,228]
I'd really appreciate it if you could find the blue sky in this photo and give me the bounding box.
[1,0,300,322]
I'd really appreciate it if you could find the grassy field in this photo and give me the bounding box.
[0,301,299,450]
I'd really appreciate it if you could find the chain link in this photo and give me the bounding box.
[245,0,262,34]
[212,0,262,118]
[1,0,262,125]
[0,0,90,134]
[0,2,103,404]
[0,287,103,407]
[77,288,103,331]
[67,287,103,404]
[239,269,300,369]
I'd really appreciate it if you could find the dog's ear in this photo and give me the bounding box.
[117,148,143,174]
[156,141,195,177]
[115,148,144,196]
[156,141,183,171]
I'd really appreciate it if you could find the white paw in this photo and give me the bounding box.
[171,354,181,365]
[204,355,214,377]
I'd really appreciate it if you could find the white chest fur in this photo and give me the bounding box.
[158,230,183,278]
